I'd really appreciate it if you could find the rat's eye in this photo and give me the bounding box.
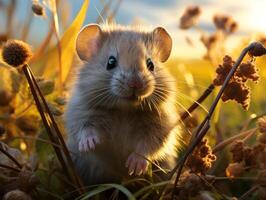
[107,56,117,70]
[146,58,154,71]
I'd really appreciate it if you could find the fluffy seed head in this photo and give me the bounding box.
[2,40,32,67]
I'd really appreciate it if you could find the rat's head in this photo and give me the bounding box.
[76,23,175,110]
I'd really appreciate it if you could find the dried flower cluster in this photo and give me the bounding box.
[213,55,260,109]
[226,116,266,196]
[186,139,216,174]
[2,40,32,67]
[213,14,238,34]
[174,172,206,199]
[179,6,201,29]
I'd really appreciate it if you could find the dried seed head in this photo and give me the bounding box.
[3,189,32,200]
[0,125,6,136]
[258,117,266,134]
[230,140,244,162]
[0,34,8,46]
[236,62,259,82]
[0,90,13,106]
[186,139,216,174]
[257,150,266,169]
[213,14,238,33]
[248,42,266,57]
[16,115,39,133]
[257,170,266,187]
[213,55,235,86]
[200,32,223,51]
[229,22,238,33]
[31,2,44,16]
[243,146,256,167]
[179,6,201,29]
[257,134,266,144]
[226,162,244,178]
[2,40,32,68]
[214,55,260,110]
[222,81,250,110]
[18,168,39,192]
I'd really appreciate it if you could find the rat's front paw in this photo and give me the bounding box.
[78,127,100,152]
[125,153,148,176]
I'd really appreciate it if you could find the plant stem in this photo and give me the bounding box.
[21,65,70,183]
[26,66,85,193]
[180,84,215,121]
[238,185,258,200]
[168,42,258,200]
[0,144,22,169]
[0,163,20,172]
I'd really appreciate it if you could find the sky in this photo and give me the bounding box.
[1,0,266,59]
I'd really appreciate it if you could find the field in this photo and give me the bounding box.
[0,0,266,200]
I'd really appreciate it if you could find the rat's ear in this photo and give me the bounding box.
[152,27,172,62]
[76,24,103,61]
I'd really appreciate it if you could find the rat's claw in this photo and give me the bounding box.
[125,153,148,176]
[78,128,100,152]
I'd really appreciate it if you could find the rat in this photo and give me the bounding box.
[65,23,181,185]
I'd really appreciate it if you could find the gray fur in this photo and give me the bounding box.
[65,24,181,185]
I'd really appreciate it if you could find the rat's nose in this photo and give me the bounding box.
[127,78,143,89]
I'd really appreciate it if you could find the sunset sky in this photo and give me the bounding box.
[3,0,266,59]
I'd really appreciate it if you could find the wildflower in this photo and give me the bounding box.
[235,62,259,82]
[31,2,44,16]
[179,6,201,29]
[0,90,13,106]
[226,162,244,178]
[2,40,32,68]
[186,139,216,174]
